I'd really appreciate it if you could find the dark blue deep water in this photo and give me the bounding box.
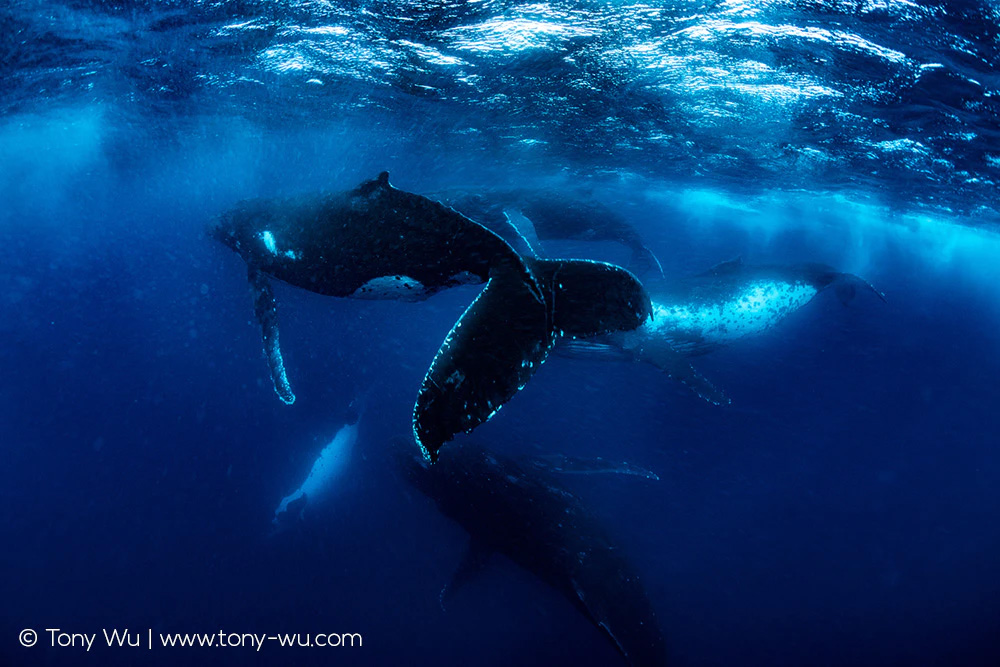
[2,1,1000,665]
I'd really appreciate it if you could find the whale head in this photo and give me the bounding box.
[208,208,247,254]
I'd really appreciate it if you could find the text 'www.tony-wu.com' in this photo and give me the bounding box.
[21,628,363,652]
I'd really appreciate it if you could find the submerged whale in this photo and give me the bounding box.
[211,172,651,461]
[560,257,886,404]
[392,439,668,666]
[272,405,362,531]
[431,189,664,278]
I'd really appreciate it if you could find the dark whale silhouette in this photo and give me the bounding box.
[430,188,664,278]
[210,172,651,461]
[560,257,886,405]
[392,438,669,666]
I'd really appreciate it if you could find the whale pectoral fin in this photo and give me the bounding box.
[571,574,669,667]
[843,273,887,304]
[413,270,552,462]
[502,208,547,259]
[530,454,660,481]
[628,245,665,279]
[440,539,492,611]
[249,267,296,405]
[555,339,635,362]
[637,341,731,406]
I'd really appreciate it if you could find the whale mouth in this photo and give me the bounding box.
[207,214,243,252]
[207,217,232,245]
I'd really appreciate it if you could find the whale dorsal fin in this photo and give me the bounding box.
[358,171,392,196]
[707,255,743,275]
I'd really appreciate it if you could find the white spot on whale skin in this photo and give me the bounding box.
[351,275,431,301]
[260,230,277,254]
[258,230,302,261]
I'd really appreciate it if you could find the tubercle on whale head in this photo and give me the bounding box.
[615,267,653,330]
[599,261,653,331]
[207,212,240,252]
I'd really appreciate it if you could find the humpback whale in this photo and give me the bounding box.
[392,439,668,666]
[272,405,362,531]
[211,172,651,461]
[431,189,664,278]
[560,257,886,405]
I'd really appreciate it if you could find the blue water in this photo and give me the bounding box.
[2,1,999,665]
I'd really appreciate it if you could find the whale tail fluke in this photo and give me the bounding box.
[413,258,652,463]
[413,261,553,463]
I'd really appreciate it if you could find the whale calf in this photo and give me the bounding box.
[431,188,664,278]
[560,257,886,404]
[272,406,362,530]
[392,439,668,666]
[211,172,651,461]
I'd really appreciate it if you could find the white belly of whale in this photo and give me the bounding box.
[273,422,359,524]
[351,275,430,301]
[650,281,818,343]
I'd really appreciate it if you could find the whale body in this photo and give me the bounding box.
[211,172,651,461]
[272,417,360,529]
[430,188,664,278]
[392,439,668,666]
[560,258,885,404]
